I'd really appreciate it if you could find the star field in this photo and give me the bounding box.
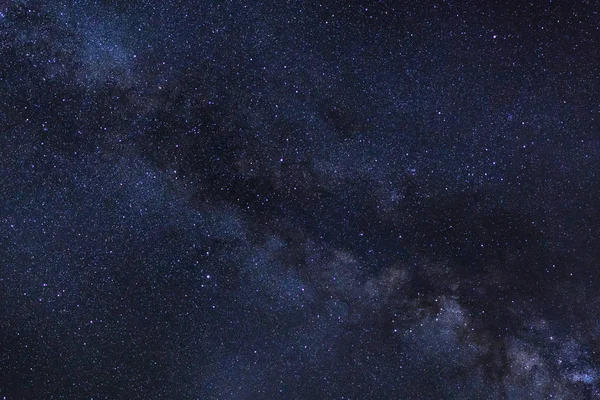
[1,1,599,398]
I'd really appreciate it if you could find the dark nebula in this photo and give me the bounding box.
[1,1,599,398]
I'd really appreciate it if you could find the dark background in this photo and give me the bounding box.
[1,0,599,398]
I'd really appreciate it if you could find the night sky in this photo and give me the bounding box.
[1,0,599,398]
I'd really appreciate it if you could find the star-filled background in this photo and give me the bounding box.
[1,0,599,398]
